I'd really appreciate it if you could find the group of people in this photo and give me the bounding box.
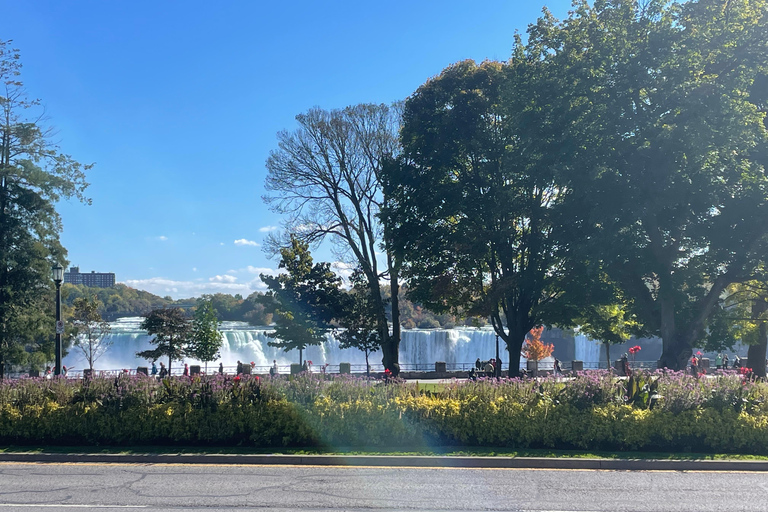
[714,353,732,370]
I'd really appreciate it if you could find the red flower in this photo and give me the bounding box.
[234,375,241,382]
[384,368,392,376]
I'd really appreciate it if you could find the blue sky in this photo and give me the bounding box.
[5,0,572,299]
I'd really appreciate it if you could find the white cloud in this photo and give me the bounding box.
[245,266,274,275]
[210,274,237,283]
[220,242,225,246]
[155,236,168,241]
[234,238,259,247]
[124,277,254,299]
[259,226,278,233]
[332,261,355,286]
[192,267,198,272]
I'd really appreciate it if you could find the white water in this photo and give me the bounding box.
[574,333,602,363]
[62,317,594,372]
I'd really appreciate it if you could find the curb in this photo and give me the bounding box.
[1,453,767,471]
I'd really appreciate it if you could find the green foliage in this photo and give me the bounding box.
[337,269,381,375]
[188,299,222,368]
[0,40,90,377]
[541,0,768,368]
[624,372,660,410]
[2,372,768,453]
[260,237,345,362]
[136,308,191,373]
[383,58,567,376]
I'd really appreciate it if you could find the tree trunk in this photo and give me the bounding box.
[365,352,370,379]
[605,342,611,371]
[748,299,768,379]
[386,259,402,376]
[299,347,303,367]
[504,323,529,378]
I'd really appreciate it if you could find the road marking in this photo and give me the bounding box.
[0,461,763,473]
[0,505,146,509]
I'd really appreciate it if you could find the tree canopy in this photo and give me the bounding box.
[136,308,191,373]
[264,103,404,374]
[0,40,90,377]
[188,298,222,372]
[260,236,345,365]
[540,0,768,369]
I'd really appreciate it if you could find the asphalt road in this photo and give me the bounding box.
[0,463,766,511]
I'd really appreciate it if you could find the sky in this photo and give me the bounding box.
[3,0,573,299]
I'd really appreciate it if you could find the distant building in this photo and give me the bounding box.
[64,266,116,288]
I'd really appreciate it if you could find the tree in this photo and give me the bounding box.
[263,103,404,375]
[71,296,112,372]
[382,58,569,377]
[521,326,554,362]
[136,308,191,374]
[705,280,768,378]
[337,269,381,377]
[189,298,222,374]
[539,0,768,370]
[260,236,345,365]
[0,40,90,377]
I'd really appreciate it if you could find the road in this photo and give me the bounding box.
[0,462,766,511]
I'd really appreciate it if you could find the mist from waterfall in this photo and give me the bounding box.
[62,317,599,372]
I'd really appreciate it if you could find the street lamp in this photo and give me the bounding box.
[52,264,64,376]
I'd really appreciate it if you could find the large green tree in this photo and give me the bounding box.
[263,103,404,375]
[0,40,90,377]
[260,236,345,365]
[382,59,570,377]
[136,308,191,374]
[539,0,768,370]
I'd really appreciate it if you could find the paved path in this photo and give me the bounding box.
[1,461,767,511]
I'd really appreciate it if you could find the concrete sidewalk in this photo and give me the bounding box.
[1,452,767,471]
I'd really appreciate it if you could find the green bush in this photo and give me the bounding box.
[1,371,767,453]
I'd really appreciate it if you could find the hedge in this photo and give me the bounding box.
[0,371,766,454]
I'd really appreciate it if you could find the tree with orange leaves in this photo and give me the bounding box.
[522,326,554,362]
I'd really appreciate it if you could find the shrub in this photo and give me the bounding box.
[1,371,767,453]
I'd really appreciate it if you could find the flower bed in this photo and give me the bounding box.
[0,371,766,453]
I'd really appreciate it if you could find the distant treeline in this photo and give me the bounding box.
[62,283,486,329]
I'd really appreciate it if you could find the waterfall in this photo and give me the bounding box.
[62,318,606,372]
[574,333,602,364]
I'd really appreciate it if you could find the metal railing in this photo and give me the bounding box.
[8,360,684,379]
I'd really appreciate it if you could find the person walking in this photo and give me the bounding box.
[270,360,279,376]
[151,362,157,376]
[158,362,167,378]
[715,353,723,370]
[183,363,189,377]
[691,355,699,377]
[219,362,224,375]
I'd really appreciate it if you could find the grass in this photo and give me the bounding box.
[2,445,766,461]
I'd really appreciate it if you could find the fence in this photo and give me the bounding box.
[8,360,699,379]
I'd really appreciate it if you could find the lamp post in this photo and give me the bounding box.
[52,264,64,376]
